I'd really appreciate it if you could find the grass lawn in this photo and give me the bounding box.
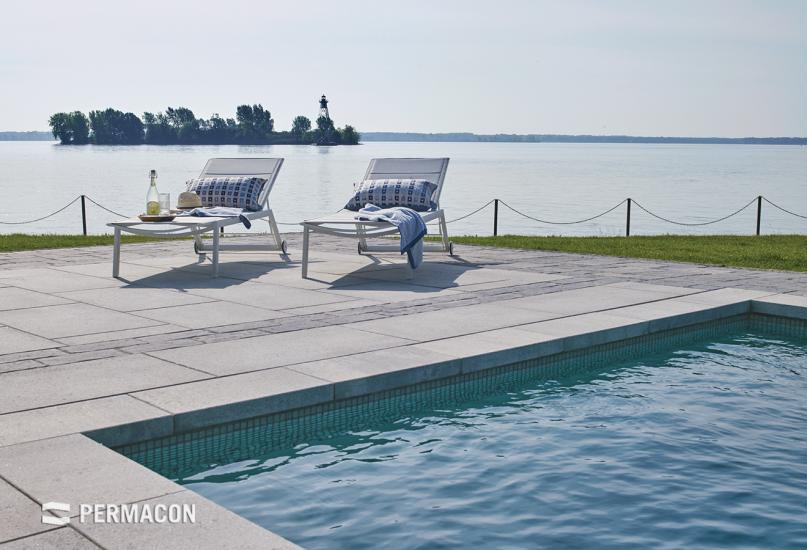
[0,233,170,253]
[446,234,807,272]
[4,233,806,272]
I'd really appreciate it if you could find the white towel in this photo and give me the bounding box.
[355,204,427,268]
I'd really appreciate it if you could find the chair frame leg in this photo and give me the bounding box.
[192,229,206,262]
[112,228,121,277]
[439,210,451,253]
[211,225,220,277]
[302,225,310,279]
[266,208,284,250]
[357,223,368,253]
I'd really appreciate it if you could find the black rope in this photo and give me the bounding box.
[445,200,496,224]
[762,197,807,220]
[0,196,81,225]
[498,199,626,225]
[83,196,129,218]
[5,194,807,231]
[631,197,757,226]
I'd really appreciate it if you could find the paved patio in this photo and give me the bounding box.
[1,234,807,549]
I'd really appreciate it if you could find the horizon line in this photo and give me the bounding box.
[3,130,807,140]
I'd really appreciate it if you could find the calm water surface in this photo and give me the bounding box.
[147,331,807,549]
[1,141,806,236]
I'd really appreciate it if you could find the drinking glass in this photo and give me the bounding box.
[158,193,171,214]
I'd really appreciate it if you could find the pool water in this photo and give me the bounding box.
[123,320,807,549]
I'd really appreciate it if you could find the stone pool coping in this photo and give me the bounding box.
[87,292,801,445]
[3,237,807,548]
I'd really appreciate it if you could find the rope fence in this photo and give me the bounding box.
[2,194,807,237]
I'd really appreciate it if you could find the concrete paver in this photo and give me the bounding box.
[0,478,55,544]
[0,528,100,550]
[0,269,122,293]
[56,286,213,312]
[320,279,466,303]
[73,491,300,550]
[182,281,356,310]
[348,301,559,341]
[0,355,208,414]
[0,304,161,339]
[0,396,170,448]
[0,327,60,355]
[290,346,462,399]
[132,367,332,431]
[0,287,72,312]
[149,325,413,376]
[133,301,290,329]
[0,435,181,518]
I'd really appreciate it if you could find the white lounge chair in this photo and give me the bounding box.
[108,158,286,278]
[300,157,452,278]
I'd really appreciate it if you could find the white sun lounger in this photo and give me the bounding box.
[300,157,452,278]
[107,158,286,278]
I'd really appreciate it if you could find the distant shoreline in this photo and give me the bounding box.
[1,130,805,145]
[0,131,55,141]
[361,132,807,145]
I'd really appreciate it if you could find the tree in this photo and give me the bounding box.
[49,102,358,146]
[340,125,360,145]
[198,113,227,144]
[165,107,199,143]
[291,115,311,143]
[143,112,175,144]
[120,112,145,144]
[88,109,144,144]
[314,115,337,145]
[236,104,274,143]
[49,111,89,144]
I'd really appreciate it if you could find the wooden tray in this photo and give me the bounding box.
[138,214,176,222]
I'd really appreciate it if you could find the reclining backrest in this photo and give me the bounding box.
[363,158,450,208]
[199,158,284,206]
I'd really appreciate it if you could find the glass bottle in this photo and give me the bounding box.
[146,170,160,215]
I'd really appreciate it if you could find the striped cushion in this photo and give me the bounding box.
[186,177,267,211]
[345,179,437,212]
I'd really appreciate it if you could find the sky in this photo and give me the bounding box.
[1,0,806,136]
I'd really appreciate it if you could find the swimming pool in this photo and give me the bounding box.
[120,315,807,549]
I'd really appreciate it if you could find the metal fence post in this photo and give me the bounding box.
[81,195,87,236]
[493,199,499,236]
[626,198,631,237]
[756,196,762,236]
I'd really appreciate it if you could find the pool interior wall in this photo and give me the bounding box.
[114,313,807,478]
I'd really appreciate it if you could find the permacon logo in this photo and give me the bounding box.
[41,502,71,525]
[41,501,196,525]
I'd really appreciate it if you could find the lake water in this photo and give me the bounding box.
[1,141,806,236]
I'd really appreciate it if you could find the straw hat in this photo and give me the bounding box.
[177,191,202,209]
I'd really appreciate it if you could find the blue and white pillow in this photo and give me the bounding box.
[345,179,437,212]
[186,177,268,211]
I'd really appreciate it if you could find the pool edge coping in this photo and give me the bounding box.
[90,292,807,448]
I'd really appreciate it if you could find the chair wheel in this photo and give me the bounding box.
[449,242,455,256]
[281,240,288,254]
[358,242,363,255]
[193,241,200,254]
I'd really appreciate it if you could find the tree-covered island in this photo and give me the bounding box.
[48,100,359,146]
